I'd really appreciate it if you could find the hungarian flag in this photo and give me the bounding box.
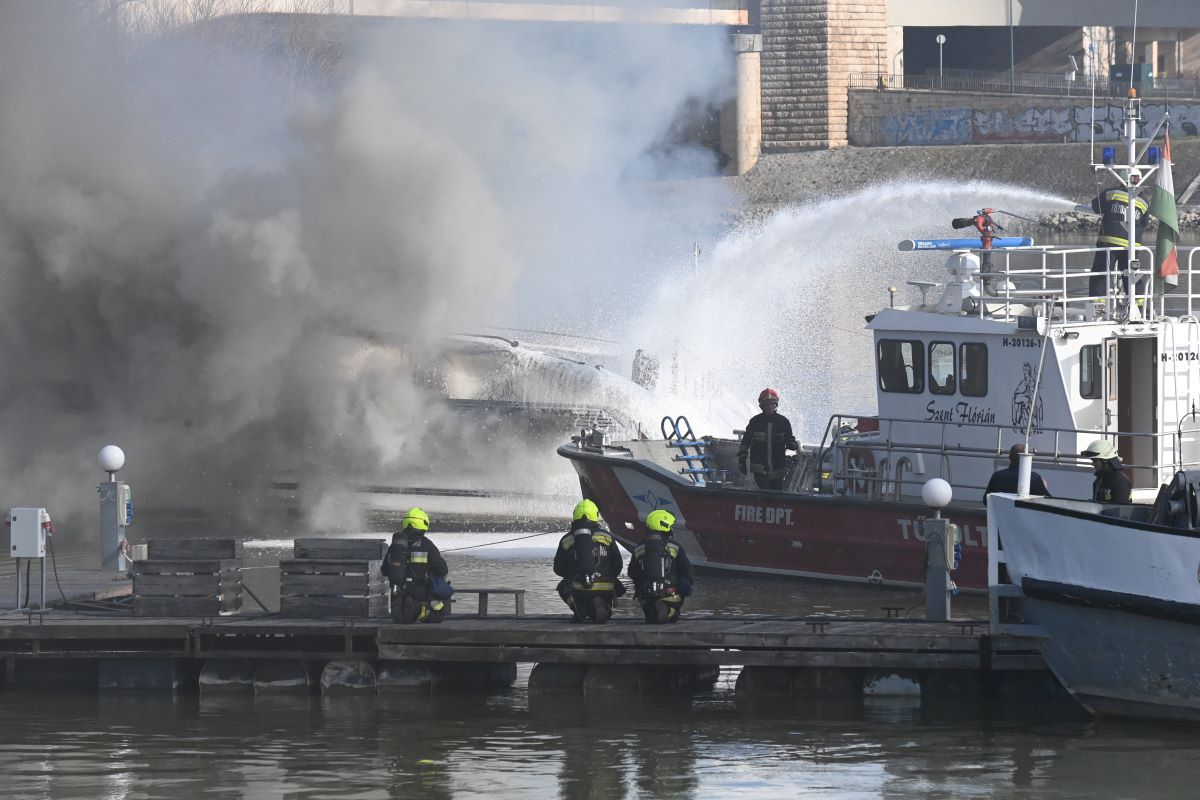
[1150,131,1180,292]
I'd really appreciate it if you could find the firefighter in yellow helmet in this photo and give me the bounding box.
[383,507,452,623]
[628,509,694,624]
[1081,439,1132,503]
[553,499,625,623]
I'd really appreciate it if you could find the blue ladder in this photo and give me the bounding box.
[661,415,716,486]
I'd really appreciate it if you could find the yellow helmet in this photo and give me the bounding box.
[572,499,600,523]
[646,509,675,533]
[401,507,430,532]
[1081,439,1118,460]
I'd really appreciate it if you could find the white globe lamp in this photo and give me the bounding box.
[922,478,952,516]
[99,445,125,477]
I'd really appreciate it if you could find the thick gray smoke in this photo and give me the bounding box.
[0,6,733,536]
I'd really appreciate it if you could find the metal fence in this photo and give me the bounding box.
[852,70,1200,100]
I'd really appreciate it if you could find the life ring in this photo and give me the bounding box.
[846,447,877,495]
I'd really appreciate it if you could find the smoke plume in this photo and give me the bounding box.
[0,5,733,536]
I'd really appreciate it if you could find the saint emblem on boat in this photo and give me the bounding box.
[1011,362,1044,434]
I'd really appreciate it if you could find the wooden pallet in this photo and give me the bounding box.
[134,540,243,617]
[278,547,387,618]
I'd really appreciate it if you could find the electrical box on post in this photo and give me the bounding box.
[10,507,50,558]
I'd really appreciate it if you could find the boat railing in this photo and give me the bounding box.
[972,244,1160,324]
[813,413,1200,502]
[918,244,1200,324]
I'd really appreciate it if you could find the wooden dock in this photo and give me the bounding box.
[374,616,1037,669]
[0,612,1062,703]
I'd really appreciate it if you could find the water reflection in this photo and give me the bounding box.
[4,690,1200,797]
[5,544,1200,797]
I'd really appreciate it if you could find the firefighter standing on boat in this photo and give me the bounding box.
[1081,439,1132,504]
[1076,179,1150,300]
[383,507,452,623]
[738,388,799,490]
[628,510,694,624]
[554,500,625,623]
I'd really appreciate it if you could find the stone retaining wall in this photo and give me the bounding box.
[849,89,1200,147]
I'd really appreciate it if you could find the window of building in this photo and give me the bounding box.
[959,342,988,397]
[929,342,956,395]
[877,339,924,393]
[1080,344,1102,399]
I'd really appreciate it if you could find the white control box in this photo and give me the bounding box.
[10,507,49,558]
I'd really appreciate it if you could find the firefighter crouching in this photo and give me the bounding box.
[628,510,694,624]
[383,507,452,624]
[554,499,626,623]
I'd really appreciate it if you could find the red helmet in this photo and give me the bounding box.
[758,388,779,403]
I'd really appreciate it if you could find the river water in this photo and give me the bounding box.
[3,534,1200,799]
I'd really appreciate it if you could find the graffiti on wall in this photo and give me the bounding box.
[879,107,972,146]
[857,101,1200,147]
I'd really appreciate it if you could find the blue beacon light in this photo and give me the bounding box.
[1102,146,1116,165]
[1147,146,1161,164]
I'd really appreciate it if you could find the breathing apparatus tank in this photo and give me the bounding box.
[644,534,668,584]
[642,534,678,599]
[573,527,597,588]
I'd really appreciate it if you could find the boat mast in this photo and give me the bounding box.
[1124,89,1141,320]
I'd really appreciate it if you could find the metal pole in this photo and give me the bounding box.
[936,34,946,89]
[1009,0,1015,93]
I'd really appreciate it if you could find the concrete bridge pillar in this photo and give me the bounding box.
[726,33,763,175]
[761,0,887,150]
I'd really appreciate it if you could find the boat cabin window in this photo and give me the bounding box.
[929,342,955,395]
[877,339,924,393]
[1080,344,1102,399]
[959,342,987,397]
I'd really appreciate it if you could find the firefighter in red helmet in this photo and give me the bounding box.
[737,388,798,490]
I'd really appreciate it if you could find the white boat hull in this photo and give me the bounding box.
[989,494,1200,721]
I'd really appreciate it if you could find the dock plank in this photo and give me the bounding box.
[147,539,242,560]
[294,538,387,560]
[280,573,385,596]
[279,559,382,576]
[0,613,1046,673]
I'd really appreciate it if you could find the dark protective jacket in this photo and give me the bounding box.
[737,412,798,477]
[629,534,695,597]
[382,535,448,588]
[554,519,623,585]
[1091,188,1149,247]
[1092,461,1133,503]
[983,465,1051,500]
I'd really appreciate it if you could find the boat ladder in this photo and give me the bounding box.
[661,415,716,486]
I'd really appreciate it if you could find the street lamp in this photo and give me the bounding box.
[936,34,946,86]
